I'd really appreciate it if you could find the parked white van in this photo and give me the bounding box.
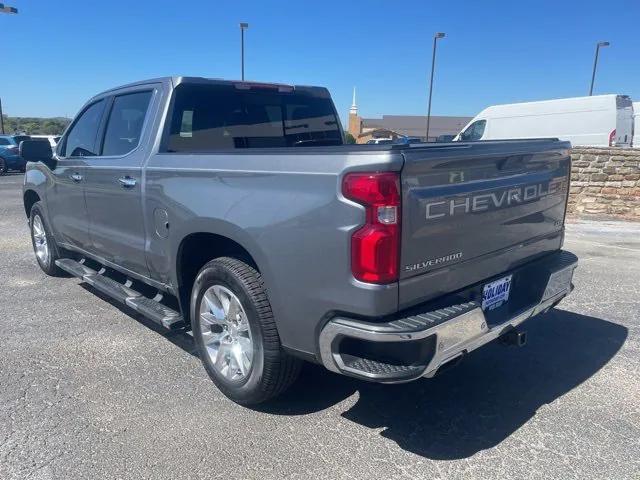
[633,102,639,147]
[456,95,634,147]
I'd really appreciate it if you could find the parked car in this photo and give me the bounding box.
[21,77,577,405]
[455,94,634,147]
[0,134,30,174]
[366,138,393,144]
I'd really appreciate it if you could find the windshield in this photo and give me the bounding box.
[165,83,343,151]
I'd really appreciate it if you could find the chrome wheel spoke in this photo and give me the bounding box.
[232,342,251,376]
[213,286,232,315]
[214,343,230,372]
[200,311,225,328]
[201,329,225,347]
[227,296,241,321]
[236,317,250,334]
[202,291,225,320]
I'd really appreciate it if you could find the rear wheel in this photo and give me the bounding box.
[191,257,302,405]
[0,157,7,176]
[29,202,64,276]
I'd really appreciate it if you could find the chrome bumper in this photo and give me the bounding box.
[318,251,578,383]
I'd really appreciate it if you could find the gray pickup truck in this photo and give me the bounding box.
[21,77,578,405]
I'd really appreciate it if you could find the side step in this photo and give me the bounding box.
[55,258,184,330]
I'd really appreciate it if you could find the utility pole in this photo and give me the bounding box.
[589,41,610,96]
[426,32,445,141]
[0,3,18,133]
[240,23,249,81]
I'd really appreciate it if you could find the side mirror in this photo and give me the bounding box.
[19,140,56,170]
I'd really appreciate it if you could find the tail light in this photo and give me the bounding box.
[342,172,400,283]
[609,129,616,146]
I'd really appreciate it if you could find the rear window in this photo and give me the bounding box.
[164,83,342,152]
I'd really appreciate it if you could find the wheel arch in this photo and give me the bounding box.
[23,190,41,218]
[175,231,263,321]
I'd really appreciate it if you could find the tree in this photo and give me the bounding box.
[344,132,356,144]
[1,116,71,135]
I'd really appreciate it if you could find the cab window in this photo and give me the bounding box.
[61,100,106,157]
[459,120,486,142]
[101,91,152,156]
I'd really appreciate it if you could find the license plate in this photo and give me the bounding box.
[482,275,512,311]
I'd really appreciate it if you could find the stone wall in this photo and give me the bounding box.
[569,147,640,218]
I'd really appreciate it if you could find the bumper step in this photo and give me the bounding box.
[319,250,578,383]
[341,354,424,381]
[55,258,184,330]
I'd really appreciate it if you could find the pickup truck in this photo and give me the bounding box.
[21,77,578,405]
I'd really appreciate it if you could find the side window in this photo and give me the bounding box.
[62,100,106,157]
[102,91,152,156]
[460,120,486,142]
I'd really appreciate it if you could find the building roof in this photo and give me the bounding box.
[361,114,472,139]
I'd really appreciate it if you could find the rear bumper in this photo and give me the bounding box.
[318,250,577,382]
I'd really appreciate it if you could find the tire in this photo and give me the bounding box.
[29,202,64,276]
[191,257,302,405]
[0,157,7,176]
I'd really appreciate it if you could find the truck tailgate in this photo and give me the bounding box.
[399,139,571,309]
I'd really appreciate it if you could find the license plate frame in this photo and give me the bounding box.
[482,274,513,311]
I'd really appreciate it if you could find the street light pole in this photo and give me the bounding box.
[426,32,445,141]
[1,3,18,134]
[240,22,249,81]
[589,41,609,96]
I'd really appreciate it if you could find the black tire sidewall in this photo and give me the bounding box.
[191,260,267,402]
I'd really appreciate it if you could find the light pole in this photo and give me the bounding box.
[240,22,249,81]
[589,41,609,96]
[0,3,18,133]
[426,32,445,141]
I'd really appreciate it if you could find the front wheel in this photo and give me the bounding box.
[0,157,7,176]
[191,257,302,405]
[29,202,64,276]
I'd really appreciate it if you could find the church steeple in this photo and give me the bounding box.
[349,87,357,115]
[347,86,361,141]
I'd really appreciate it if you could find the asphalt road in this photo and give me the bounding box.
[1,172,639,480]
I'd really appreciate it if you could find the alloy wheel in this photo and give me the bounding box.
[32,214,50,266]
[198,285,254,381]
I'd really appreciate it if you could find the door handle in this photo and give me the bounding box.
[118,176,137,188]
[70,173,83,182]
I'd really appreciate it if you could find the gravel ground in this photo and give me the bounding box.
[1,172,639,480]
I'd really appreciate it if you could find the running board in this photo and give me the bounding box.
[55,258,184,330]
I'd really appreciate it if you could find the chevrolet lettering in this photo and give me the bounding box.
[425,179,566,220]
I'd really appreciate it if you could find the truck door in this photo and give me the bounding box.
[83,88,155,277]
[47,99,106,249]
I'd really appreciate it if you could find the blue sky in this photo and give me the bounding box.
[1,0,639,125]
